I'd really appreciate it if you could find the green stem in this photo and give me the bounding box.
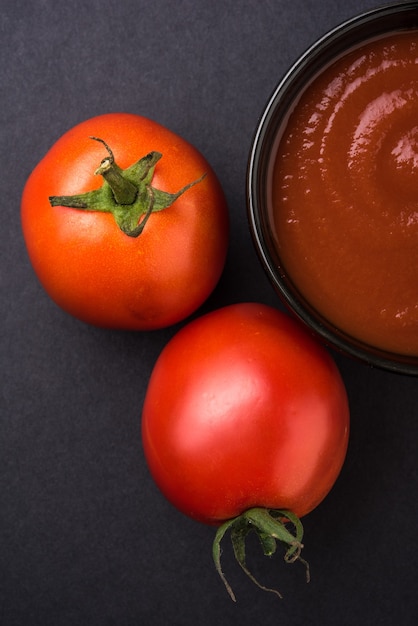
[95,159,137,205]
[91,136,137,204]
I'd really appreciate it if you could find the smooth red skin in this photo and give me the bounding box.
[142,303,350,524]
[21,113,229,330]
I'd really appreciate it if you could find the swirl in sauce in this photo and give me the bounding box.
[272,31,418,356]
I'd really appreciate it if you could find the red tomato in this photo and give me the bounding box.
[142,303,349,523]
[21,113,229,330]
[142,303,350,599]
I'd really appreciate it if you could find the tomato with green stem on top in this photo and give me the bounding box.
[21,113,229,330]
[141,303,350,600]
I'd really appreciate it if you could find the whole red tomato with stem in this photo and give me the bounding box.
[141,303,350,600]
[21,113,229,330]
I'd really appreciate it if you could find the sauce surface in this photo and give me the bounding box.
[272,30,418,356]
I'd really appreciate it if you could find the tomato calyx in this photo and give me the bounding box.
[49,137,206,237]
[212,507,310,601]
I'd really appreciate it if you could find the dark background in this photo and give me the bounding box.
[1,1,417,624]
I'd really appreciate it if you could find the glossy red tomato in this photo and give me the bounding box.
[142,303,350,524]
[21,113,229,330]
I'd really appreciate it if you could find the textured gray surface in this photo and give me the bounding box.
[1,1,417,624]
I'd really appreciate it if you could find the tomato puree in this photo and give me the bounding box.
[272,30,418,356]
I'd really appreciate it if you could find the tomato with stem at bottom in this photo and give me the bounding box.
[141,303,350,600]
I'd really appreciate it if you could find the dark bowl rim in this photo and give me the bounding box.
[246,1,418,376]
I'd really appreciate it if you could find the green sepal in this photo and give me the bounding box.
[49,139,206,238]
[212,518,237,602]
[212,507,309,602]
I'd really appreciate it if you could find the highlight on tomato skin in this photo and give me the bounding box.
[141,302,350,600]
[20,113,229,331]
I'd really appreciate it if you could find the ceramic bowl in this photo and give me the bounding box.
[247,2,418,375]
